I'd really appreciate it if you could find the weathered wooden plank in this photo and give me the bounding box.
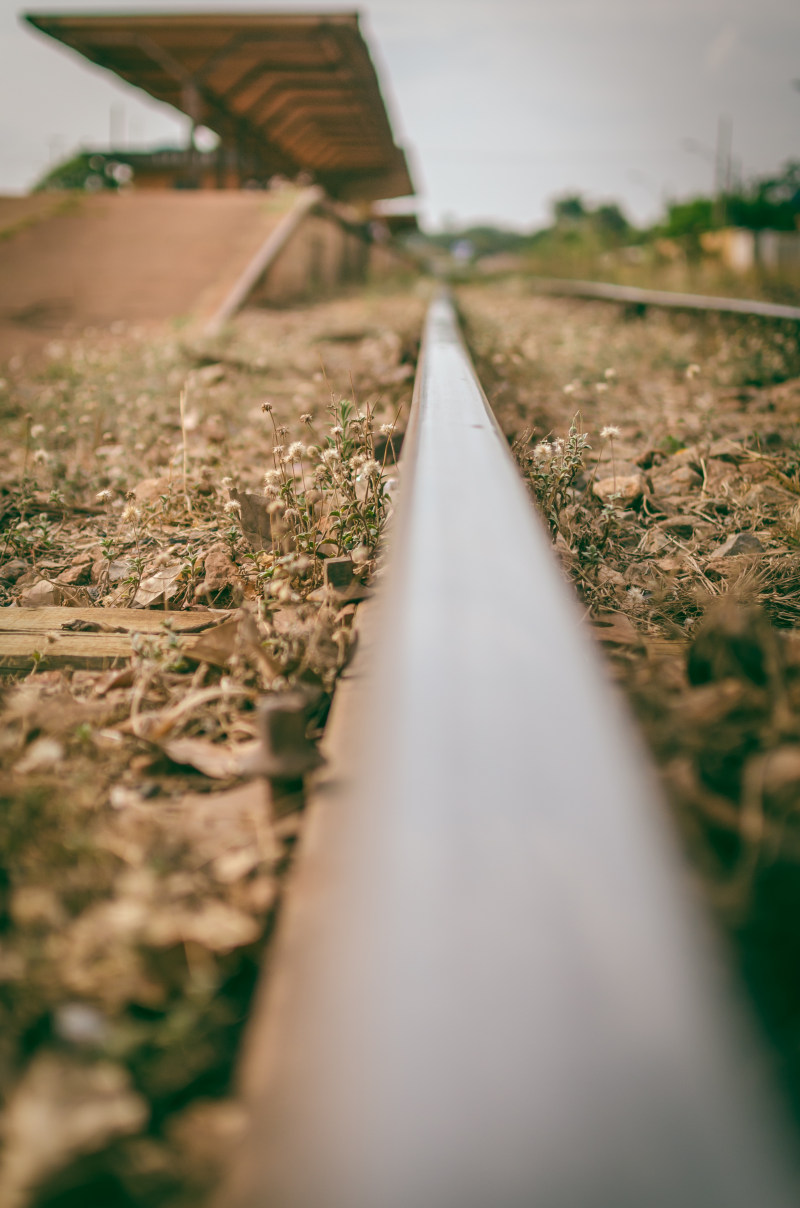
[0,632,134,672]
[0,607,231,672]
[0,607,228,634]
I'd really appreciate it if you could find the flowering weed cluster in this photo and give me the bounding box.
[513,415,591,534]
[236,394,398,603]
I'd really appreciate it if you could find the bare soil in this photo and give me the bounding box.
[0,283,426,1208]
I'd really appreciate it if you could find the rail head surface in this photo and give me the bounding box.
[230,293,799,1208]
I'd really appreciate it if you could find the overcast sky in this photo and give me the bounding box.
[0,0,798,230]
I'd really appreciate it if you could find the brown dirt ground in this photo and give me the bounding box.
[0,283,426,1208]
[458,277,800,1125]
[0,190,298,360]
[5,269,800,1200]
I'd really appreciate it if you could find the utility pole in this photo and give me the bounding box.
[713,114,732,227]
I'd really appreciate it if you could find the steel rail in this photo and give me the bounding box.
[228,293,799,1208]
[529,275,800,322]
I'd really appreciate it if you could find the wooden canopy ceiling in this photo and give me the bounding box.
[25,11,414,201]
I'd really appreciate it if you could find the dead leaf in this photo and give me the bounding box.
[229,489,271,551]
[132,476,171,503]
[166,1098,247,1180]
[0,1054,148,1206]
[93,666,135,696]
[708,437,746,462]
[0,559,28,584]
[195,363,226,386]
[184,616,240,667]
[128,683,251,740]
[145,900,260,952]
[237,608,280,680]
[13,737,65,774]
[211,847,262,884]
[591,611,642,646]
[160,737,256,780]
[593,472,645,506]
[18,580,61,607]
[132,563,183,608]
[708,532,764,560]
[196,542,238,602]
[58,562,92,586]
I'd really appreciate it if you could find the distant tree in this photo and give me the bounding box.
[660,198,716,239]
[34,152,119,192]
[658,160,800,238]
[553,195,587,224]
[728,160,800,231]
[593,203,629,239]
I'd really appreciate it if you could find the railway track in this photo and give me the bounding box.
[3,276,800,1205]
[224,292,800,1207]
[528,275,800,323]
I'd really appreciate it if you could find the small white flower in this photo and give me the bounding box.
[331,424,344,437]
[361,459,380,477]
[272,445,284,458]
[322,448,340,466]
[30,423,45,438]
[686,363,701,380]
[300,412,313,424]
[221,476,233,489]
[351,545,369,565]
[563,382,576,395]
[264,469,282,487]
[595,382,609,394]
[32,448,48,464]
[601,425,621,440]
[287,441,304,460]
[604,367,616,380]
[96,488,113,502]
[224,500,241,515]
[380,423,394,436]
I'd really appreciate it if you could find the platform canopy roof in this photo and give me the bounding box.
[25,10,414,202]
